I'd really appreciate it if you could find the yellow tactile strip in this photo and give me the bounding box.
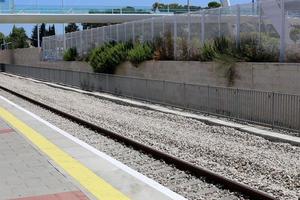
[0,106,130,200]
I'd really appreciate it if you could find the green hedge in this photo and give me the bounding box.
[127,43,154,66]
[63,47,78,61]
[89,42,130,73]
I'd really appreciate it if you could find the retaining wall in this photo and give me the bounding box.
[116,61,300,95]
[1,48,300,94]
[0,48,93,73]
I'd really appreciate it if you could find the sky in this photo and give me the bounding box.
[0,0,252,37]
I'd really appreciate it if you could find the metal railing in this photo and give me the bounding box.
[0,4,197,14]
[42,0,300,62]
[3,64,300,132]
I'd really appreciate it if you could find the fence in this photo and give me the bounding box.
[3,64,300,132]
[42,0,300,62]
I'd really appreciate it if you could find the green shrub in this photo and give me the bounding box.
[63,47,78,61]
[89,42,129,73]
[127,43,154,66]
[199,42,217,61]
[177,38,189,61]
[213,36,230,54]
[238,34,279,62]
[198,34,279,62]
[199,37,232,61]
[153,32,174,60]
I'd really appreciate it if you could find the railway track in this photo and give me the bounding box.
[0,84,277,200]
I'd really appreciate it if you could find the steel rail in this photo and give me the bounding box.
[0,85,276,200]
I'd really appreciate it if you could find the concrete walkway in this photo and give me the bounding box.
[0,95,186,200]
[0,118,90,200]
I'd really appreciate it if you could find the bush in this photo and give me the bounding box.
[199,42,217,61]
[127,43,153,66]
[238,34,278,62]
[213,36,231,54]
[198,34,279,62]
[63,47,78,61]
[89,42,130,73]
[199,37,232,61]
[153,32,174,60]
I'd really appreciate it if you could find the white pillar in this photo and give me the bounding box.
[151,18,154,41]
[279,0,286,62]
[63,23,66,50]
[201,12,205,44]
[37,24,40,48]
[116,24,119,42]
[218,8,221,37]
[236,4,240,48]
[132,22,135,42]
[174,15,177,59]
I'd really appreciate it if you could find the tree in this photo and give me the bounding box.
[82,23,110,30]
[65,23,79,33]
[208,1,221,8]
[290,26,300,44]
[31,25,39,47]
[152,2,201,13]
[48,24,56,36]
[0,32,5,49]
[7,26,29,49]
[31,24,56,47]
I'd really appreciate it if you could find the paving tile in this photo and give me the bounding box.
[12,191,89,200]
[0,119,88,200]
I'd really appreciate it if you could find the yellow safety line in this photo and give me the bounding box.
[0,107,130,200]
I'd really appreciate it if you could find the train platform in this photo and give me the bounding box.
[0,95,186,200]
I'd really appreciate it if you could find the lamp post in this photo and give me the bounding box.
[187,0,190,13]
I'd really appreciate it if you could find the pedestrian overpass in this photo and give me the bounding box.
[0,0,232,23]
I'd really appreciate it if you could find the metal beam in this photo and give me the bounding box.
[0,13,172,24]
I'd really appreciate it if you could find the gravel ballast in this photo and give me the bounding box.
[0,90,245,200]
[0,74,299,200]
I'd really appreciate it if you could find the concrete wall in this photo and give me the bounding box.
[1,48,300,94]
[0,48,93,73]
[116,61,300,95]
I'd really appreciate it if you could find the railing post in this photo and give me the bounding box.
[271,92,275,128]
[218,7,221,37]
[183,82,187,108]
[80,31,83,56]
[109,25,112,41]
[162,16,165,36]
[132,22,135,42]
[201,12,205,45]
[106,74,109,92]
[142,19,145,42]
[37,24,40,48]
[258,0,262,46]
[174,15,177,60]
[207,85,210,113]
[188,13,191,57]
[236,4,241,48]
[163,80,166,104]
[102,27,105,43]
[279,0,286,62]
[116,24,119,42]
[151,17,154,42]
[63,24,66,51]
[124,23,127,41]
[146,79,149,101]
